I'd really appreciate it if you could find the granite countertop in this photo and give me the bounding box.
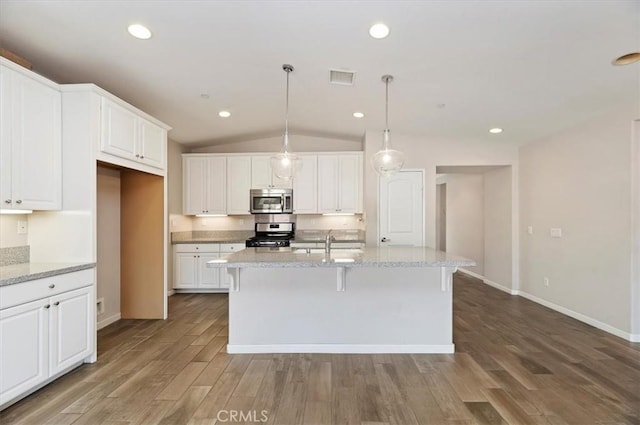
[0,262,96,287]
[207,246,475,269]
[171,230,254,244]
[171,229,365,245]
[293,229,365,244]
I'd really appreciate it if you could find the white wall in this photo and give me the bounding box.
[0,215,28,248]
[519,105,636,336]
[633,120,640,339]
[363,132,519,254]
[96,166,121,328]
[190,134,362,154]
[439,174,485,275]
[484,167,513,289]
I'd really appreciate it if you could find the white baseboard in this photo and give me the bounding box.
[458,269,638,342]
[458,268,517,295]
[226,344,455,354]
[517,290,638,342]
[167,290,175,296]
[97,313,121,330]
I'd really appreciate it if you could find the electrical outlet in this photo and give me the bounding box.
[17,221,27,235]
[96,298,105,315]
[527,226,533,235]
[543,277,549,287]
[170,218,177,227]
[239,219,245,225]
[550,228,562,238]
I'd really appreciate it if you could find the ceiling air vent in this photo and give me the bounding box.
[329,69,356,86]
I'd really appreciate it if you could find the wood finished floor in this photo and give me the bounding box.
[2,273,639,425]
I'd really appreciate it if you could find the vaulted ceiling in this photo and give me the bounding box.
[0,1,637,147]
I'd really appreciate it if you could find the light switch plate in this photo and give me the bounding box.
[550,228,562,238]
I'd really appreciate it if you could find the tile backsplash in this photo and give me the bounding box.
[171,214,365,233]
[0,245,30,267]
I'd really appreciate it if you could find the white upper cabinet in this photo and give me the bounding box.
[251,156,292,189]
[183,156,226,215]
[317,153,363,214]
[226,156,251,215]
[0,61,61,211]
[100,97,166,170]
[292,154,318,214]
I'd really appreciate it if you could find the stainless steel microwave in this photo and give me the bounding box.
[250,188,293,214]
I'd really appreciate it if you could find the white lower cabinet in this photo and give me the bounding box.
[0,298,49,406]
[0,269,94,408]
[173,243,244,291]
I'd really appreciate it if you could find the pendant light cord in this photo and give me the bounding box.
[283,64,293,151]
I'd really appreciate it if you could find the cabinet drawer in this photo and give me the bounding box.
[174,243,219,253]
[219,243,245,253]
[0,269,94,310]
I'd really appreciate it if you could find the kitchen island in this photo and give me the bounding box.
[207,246,475,354]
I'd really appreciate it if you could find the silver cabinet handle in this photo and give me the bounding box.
[54,301,60,306]
[49,284,55,289]
[4,199,10,204]
[140,155,144,159]
[15,200,22,204]
[381,237,389,242]
[44,305,50,309]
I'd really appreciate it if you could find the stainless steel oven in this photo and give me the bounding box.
[249,188,293,214]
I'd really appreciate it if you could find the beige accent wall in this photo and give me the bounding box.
[121,169,164,319]
[439,174,485,275]
[484,166,513,289]
[519,105,635,334]
[190,134,362,153]
[96,166,121,326]
[0,215,28,248]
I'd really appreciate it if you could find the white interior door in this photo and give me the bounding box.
[379,170,424,246]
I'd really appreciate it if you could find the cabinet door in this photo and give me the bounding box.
[205,157,227,214]
[8,66,61,210]
[337,154,362,213]
[226,156,251,215]
[251,156,273,189]
[49,287,92,375]
[0,298,49,405]
[293,155,317,214]
[0,65,11,208]
[197,253,220,288]
[139,119,166,170]
[174,252,198,288]
[183,156,207,215]
[100,98,137,161]
[317,155,339,213]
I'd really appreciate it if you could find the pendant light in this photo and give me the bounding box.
[371,74,405,177]
[271,64,302,181]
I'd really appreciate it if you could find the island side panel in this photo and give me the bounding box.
[227,267,453,353]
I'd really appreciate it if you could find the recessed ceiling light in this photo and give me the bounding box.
[369,23,390,39]
[612,52,640,65]
[489,128,503,134]
[353,112,365,118]
[127,24,152,40]
[218,111,231,118]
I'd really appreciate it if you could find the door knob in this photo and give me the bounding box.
[381,237,389,242]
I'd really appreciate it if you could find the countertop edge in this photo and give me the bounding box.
[0,263,97,287]
[207,261,475,268]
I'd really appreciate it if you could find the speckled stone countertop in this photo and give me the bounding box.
[293,229,365,244]
[207,246,474,268]
[171,230,254,244]
[171,229,365,245]
[0,262,96,287]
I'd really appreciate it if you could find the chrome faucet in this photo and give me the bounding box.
[325,230,335,254]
